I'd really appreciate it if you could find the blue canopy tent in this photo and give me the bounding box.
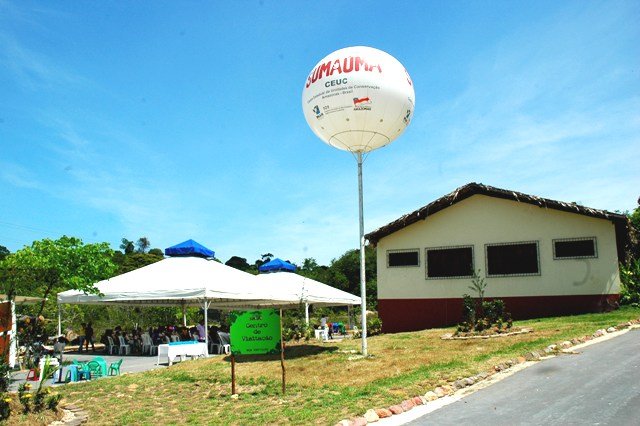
[165,239,215,259]
[258,258,296,273]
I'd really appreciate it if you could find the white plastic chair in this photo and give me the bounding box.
[118,335,131,355]
[107,336,118,355]
[141,333,158,356]
[216,331,231,355]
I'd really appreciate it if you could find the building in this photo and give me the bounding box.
[365,183,629,333]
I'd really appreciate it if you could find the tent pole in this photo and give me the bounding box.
[203,299,209,355]
[57,304,62,336]
[182,302,187,327]
[304,303,309,325]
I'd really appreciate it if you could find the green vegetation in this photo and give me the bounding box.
[620,201,640,305]
[41,307,638,425]
[457,271,512,334]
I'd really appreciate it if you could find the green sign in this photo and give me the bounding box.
[229,309,281,355]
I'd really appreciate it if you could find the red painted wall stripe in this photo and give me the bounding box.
[378,294,620,333]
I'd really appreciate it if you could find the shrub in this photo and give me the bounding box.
[18,383,31,413]
[482,299,506,325]
[0,362,11,393]
[367,315,383,336]
[0,394,10,421]
[46,393,62,411]
[462,294,475,325]
[620,259,640,306]
[282,316,313,342]
[455,272,512,335]
[33,390,47,413]
[354,314,383,338]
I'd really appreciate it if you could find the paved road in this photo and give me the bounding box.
[408,329,640,426]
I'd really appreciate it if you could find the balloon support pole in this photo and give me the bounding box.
[357,152,368,357]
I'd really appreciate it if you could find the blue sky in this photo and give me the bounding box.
[1,1,638,265]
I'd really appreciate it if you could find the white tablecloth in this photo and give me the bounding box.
[157,342,208,365]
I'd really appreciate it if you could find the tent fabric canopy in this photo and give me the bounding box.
[57,257,359,309]
[254,272,360,307]
[164,239,214,258]
[57,257,300,309]
[258,258,297,273]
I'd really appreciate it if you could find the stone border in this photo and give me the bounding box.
[334,318,640,426]
[441,327,532,340]
[49,404,89,425]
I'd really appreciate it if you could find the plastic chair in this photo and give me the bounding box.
[26,369,39,381]
[108,359,123,376]
[216,331,231,355]
[118,336,131,355]
[142,333,158,356]
[106,336,118,355]
[71,360,91,381]
[64,364,89,382]
[86,360,104,379]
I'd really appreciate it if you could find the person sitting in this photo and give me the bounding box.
[53,337,66,361]
[179,327,191,341]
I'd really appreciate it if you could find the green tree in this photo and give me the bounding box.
[136,237,151,253]
[0,246,9,261]
[0,236,116,361]
[119,252,164,274]
[225,256,251,272]
[149,248,164,257]
[119,238,135,254]
[329,247,377,297]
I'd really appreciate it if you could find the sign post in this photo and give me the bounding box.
[229,309,284,394]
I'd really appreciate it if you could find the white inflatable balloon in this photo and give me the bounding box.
[302,46,415,153]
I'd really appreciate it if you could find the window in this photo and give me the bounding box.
[425,245,474,279]
[553,237,597,259]
[387,249,419,267]
[486,241,539,277]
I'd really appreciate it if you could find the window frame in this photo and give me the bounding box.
[424,244,475,280]
[386,248,420,268]
[553,237,598,260]
[485,240,541,278]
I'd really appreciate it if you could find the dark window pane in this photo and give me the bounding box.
[487,243,538,275]
[388,251,419,267]
[427,247,473,278]
[554,239,595,258]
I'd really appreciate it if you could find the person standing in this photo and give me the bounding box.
[196,320,206,342]
[83,322,95,352]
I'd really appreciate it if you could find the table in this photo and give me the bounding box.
[314,328,328,340]
[157,342,208,366]
[38,356,60,382]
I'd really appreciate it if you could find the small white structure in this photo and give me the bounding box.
[366,183,629,332]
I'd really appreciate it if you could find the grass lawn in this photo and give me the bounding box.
[51,306,640,425]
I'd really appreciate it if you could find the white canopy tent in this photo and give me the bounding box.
[255,272,360,324]
[57,257,303,351]
[57,256,361,351]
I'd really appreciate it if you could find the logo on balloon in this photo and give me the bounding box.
[312,105,323,119]
[353,97,372,111]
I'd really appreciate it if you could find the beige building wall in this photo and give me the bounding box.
[376,194,621,300]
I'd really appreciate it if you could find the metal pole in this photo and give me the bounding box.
[280,308,286,394]
[304,303,309,325]
[203,300,209,355]
[182,301,187,327]
[357,152,368,356]
[57,304,62,336]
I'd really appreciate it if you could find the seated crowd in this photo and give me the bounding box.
[97,323,228,355]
